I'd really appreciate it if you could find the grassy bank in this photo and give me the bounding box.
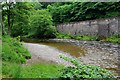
[2,35,115,78]
[19,64,64,78]
[3,62,64,78]
[2,35,31,63]
[2,35,31,77]
[56,33,120,43]
[2,35,64,78]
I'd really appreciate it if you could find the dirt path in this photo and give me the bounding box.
[23,43,73,66]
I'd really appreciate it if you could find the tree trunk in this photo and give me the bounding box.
[2,15,4,35]
[7,4,11,35]
[1,4,4,35]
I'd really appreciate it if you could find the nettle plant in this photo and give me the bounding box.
[59,55,114,79]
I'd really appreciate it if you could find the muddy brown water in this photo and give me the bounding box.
[22,38,86,57]
[39,42,86,57]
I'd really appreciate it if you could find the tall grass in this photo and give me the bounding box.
[19,64,64,78]
[2,35,64,78]
[2,35,31,63]
[2,35,31,78]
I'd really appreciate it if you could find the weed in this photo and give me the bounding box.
[60,55,114,79]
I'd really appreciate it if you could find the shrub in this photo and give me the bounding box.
[29,10,56,38]
[56,32,73,39]
[2,35,31,63]
[74,35,97,41]
[2,35,31,78]
[60,55,114,79]
[56,32,97,41]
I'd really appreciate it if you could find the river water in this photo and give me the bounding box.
[23,38,119,77]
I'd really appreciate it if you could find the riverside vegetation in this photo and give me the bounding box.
[56,33,120,43]
[2,35,64,78]
[2,35,115,78]
[1,2,119,78]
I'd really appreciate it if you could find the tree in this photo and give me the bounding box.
[2,1,15,35]
[10,2,31,37]
[47,2,120,24]
[29,9,56,38]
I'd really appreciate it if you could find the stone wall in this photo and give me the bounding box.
[56,17,120,37]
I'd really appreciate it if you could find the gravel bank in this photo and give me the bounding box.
[23,43,74,67]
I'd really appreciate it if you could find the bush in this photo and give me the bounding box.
[55,32,73,39]
[29,10,56,38]
[60,55,114,79]
[2,35,31,63]
[2,35,31,78]
[74,35,97,41]
[56,32,97,41]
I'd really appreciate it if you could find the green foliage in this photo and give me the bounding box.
[2,62,21,78]
[2,62,64,78]
[56,32,97,41]
[47,2,120,24]
[56,33,73,39]
[10,2,34,37]
[19,63,64,78]
[47,3,72,24]
[2,35,31,63]
[106,35,120,43]
[74,35,97,41]
[29,9,56,38]
[60,55,114,79]
[2,35,64,78]
[56,33,120,43]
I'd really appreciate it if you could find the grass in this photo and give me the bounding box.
[2,35,118,78]
[56,32,97,41]
[2,62,64,78]
[56,32,120,43]
[0,40,2,79]
[2,62,21,78]
[2,35,31,63]
[106,35,120,43]
[74,35,97,41]
[2,35,31,78]
[19,63,64,78]
[2,35,64,78]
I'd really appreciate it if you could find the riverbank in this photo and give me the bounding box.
[23,43,74,67]
[45,39,119,77]
[22,38,119,78]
